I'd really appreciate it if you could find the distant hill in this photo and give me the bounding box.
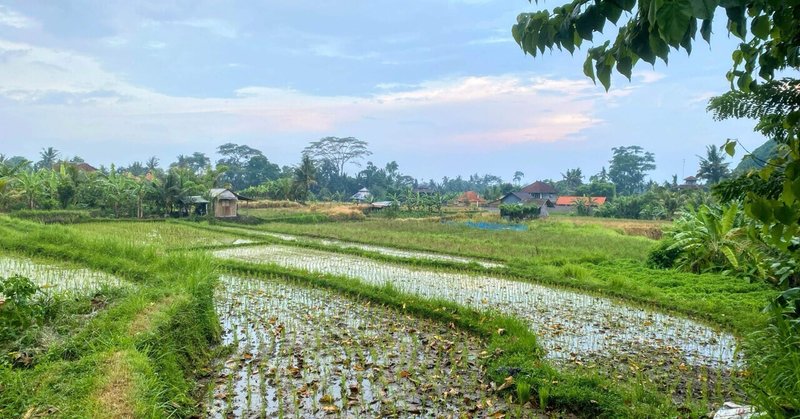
[734,139,779,173]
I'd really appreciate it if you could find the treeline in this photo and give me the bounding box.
[0,138,731,220]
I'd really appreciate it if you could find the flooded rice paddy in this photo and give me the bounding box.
[206,275,530,418]
[216,225,504,268]
[214,245,745,402]
[0,255,129,296]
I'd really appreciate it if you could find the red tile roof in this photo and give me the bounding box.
[457,191,485,203]
[520,181,557,194]
[555,196,607,206]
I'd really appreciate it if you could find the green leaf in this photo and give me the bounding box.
[721,246,739,268]
[597,61,612,91]
[747,195,773,223]
[583,55,596,82]
[649,30,670,63]
[616,55,633,80]
[723,139,736,156]
[656,0,693,45]
[774,204,795,225]
[700,19,713,43]
[576,5,604,40]
[512,24,523,45]
[725,6,746,39]
[690,0,718,20]
[599,2,623,25]
[751,15,770,39]
[609,0,637,12]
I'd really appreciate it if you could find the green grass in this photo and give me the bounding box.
[0,216,219,417]
[69,220,248,250]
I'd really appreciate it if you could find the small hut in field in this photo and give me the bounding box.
[210,188,240,217]
[351,188,371,203]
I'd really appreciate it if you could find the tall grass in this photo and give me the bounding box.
[0,216,219,417]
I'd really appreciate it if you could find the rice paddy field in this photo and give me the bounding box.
[0,212,778,417]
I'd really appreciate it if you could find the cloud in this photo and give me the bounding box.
[0,5,35,29]
[0,38,609,152]
[142,17,239,38]
[634,70,666,84]
[171,18,238,38]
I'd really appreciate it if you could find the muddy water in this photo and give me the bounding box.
[206,276,525,418]
[0,255,129,296]
[213,225,504,268]
[213,245,739,371]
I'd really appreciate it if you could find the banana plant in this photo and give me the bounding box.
[669,203,764,275]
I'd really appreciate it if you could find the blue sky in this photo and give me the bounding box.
[0,1,766,183]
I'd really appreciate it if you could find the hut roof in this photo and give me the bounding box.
[209,188,238,201]
[457,191,485,203]
[555,196,607,206]
[520,181,557,194]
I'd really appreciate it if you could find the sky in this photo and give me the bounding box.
[0,1,768,184]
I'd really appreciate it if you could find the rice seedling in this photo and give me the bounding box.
[70,221,250,250]
[0,255,131,298]
[213,244,746,407]
[198,222,504,268]
[204,275,523,417]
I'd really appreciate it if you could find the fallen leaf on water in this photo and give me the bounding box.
[496,376,514,392]
[322,405,339,413]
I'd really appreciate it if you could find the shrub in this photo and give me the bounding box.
[744,301,800,417]
[0,275,43,344]
[500,204,540,220]
[11,210,93,224]
[646,239,682,269]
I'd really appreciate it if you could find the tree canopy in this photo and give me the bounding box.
[513,1,800,91]
[302,137,372,178]
[608,145,656,195]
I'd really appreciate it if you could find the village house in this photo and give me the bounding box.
[552,196,608,213]
[455,191,486,207]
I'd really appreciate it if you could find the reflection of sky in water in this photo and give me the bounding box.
[215,245,739,369]
[208,275,504,418]
[214,226,504,268]
[0,256,130,296]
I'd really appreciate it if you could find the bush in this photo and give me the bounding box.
[11,210,93,224]
[0,276,43,346]
[744,304,800,417]
[646,239,682,269]
[500,204,541,220]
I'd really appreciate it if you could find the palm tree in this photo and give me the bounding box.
[513,171,525,185]
[560,168,584,193]
[146,156,160,172]
[292,155,317,202]
[696,144,731,185]
[37,147,60,170]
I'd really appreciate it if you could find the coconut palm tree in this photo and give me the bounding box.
[513,171,525,185]
[697,144,731,185]
[36,147,60,170]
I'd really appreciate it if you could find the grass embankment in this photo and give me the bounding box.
[0,216,219,417]
[215,218,775,333]
[71,220,248,250]
[220,259,698,418]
